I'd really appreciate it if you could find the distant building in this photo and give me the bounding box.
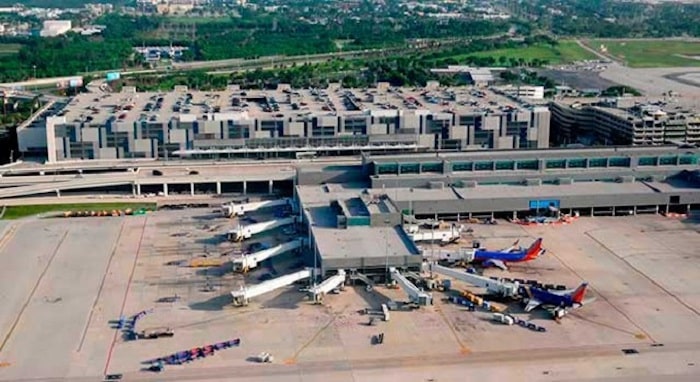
[156,0,195,14]
[497,85,545,100]
[550,97,700,146]
[430,66,501,87]
[40,20,71,37]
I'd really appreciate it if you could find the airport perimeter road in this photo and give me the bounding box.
[5,341,699,382]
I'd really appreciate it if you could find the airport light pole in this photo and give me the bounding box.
[384,218,390,284]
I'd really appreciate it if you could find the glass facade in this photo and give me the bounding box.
[373,152,698,175]
[545,159,566,169]
[589,158,608,168]
[516,160,539,170]
[608,157,631,167]
[452,162,473,171]
[421,162,442,173]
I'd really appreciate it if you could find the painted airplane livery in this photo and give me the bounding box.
[474,238,545,270]
[523,282,595,318]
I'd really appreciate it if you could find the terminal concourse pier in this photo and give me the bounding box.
[292,145,700,276]
[358,145,700,218]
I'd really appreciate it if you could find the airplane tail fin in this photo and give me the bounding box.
[571,283,589,304]
[524,238,543,260]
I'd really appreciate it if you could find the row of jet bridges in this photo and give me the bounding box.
[217,198,564,315]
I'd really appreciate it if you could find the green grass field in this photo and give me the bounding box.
[452,41,597,65]
[0,43,21,57]
[590,40,700,68]
[1,202,157,220]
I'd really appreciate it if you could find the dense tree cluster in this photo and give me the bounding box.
[513,0,700,37]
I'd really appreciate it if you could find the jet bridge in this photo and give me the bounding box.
[221,198,291,218]
[389,268,432,306]
[231,269,311,306]
[232,239,304,272]
[226,217,296,242]
[308,270,346,303]
[405,224,463,243]
[429,263,520,298]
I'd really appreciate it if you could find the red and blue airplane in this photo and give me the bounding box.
[523,282,595,319]
[474,238,545,270]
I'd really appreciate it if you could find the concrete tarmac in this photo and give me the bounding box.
[1,212,699,381]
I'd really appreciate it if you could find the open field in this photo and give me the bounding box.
[0,43,21,57]
[0,210,699,381]
[1,202,157,220]
[463,41,597,65]
[590,40,700,68]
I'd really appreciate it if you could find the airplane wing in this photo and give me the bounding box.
[549,289,570,296]
[483,259,508,271]
[500,239,520,253]
[524,298,541,312]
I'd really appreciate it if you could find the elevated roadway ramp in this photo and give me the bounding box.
[308,270,346,303]
[0,177,137,199]
[231,269,311,306]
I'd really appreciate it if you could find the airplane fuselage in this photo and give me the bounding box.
[473,249,532,262]
[529,288,574,308]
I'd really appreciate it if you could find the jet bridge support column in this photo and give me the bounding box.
[163,183,169,196]
[216,181,222,195]
[190,183,195,196]
[243,181,247,195]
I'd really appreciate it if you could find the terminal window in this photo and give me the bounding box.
[608,157,631,167]
[400,163,420,174]
[376,164,398,175]
[638,157,657,166]
[545,159,566,169]
[474,161,493,171]
[589,158,608,168]
[421,162,442,173]
[567,158,586,168]
[516,160,538,170]
[659,156,678,165]
[679,155,698,165]
[452,162,473,171]
[495,161,515,170]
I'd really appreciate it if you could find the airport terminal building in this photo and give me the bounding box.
[1,145,699,275]
[292,145,700,275]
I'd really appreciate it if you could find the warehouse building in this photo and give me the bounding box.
[20,84,550,163]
